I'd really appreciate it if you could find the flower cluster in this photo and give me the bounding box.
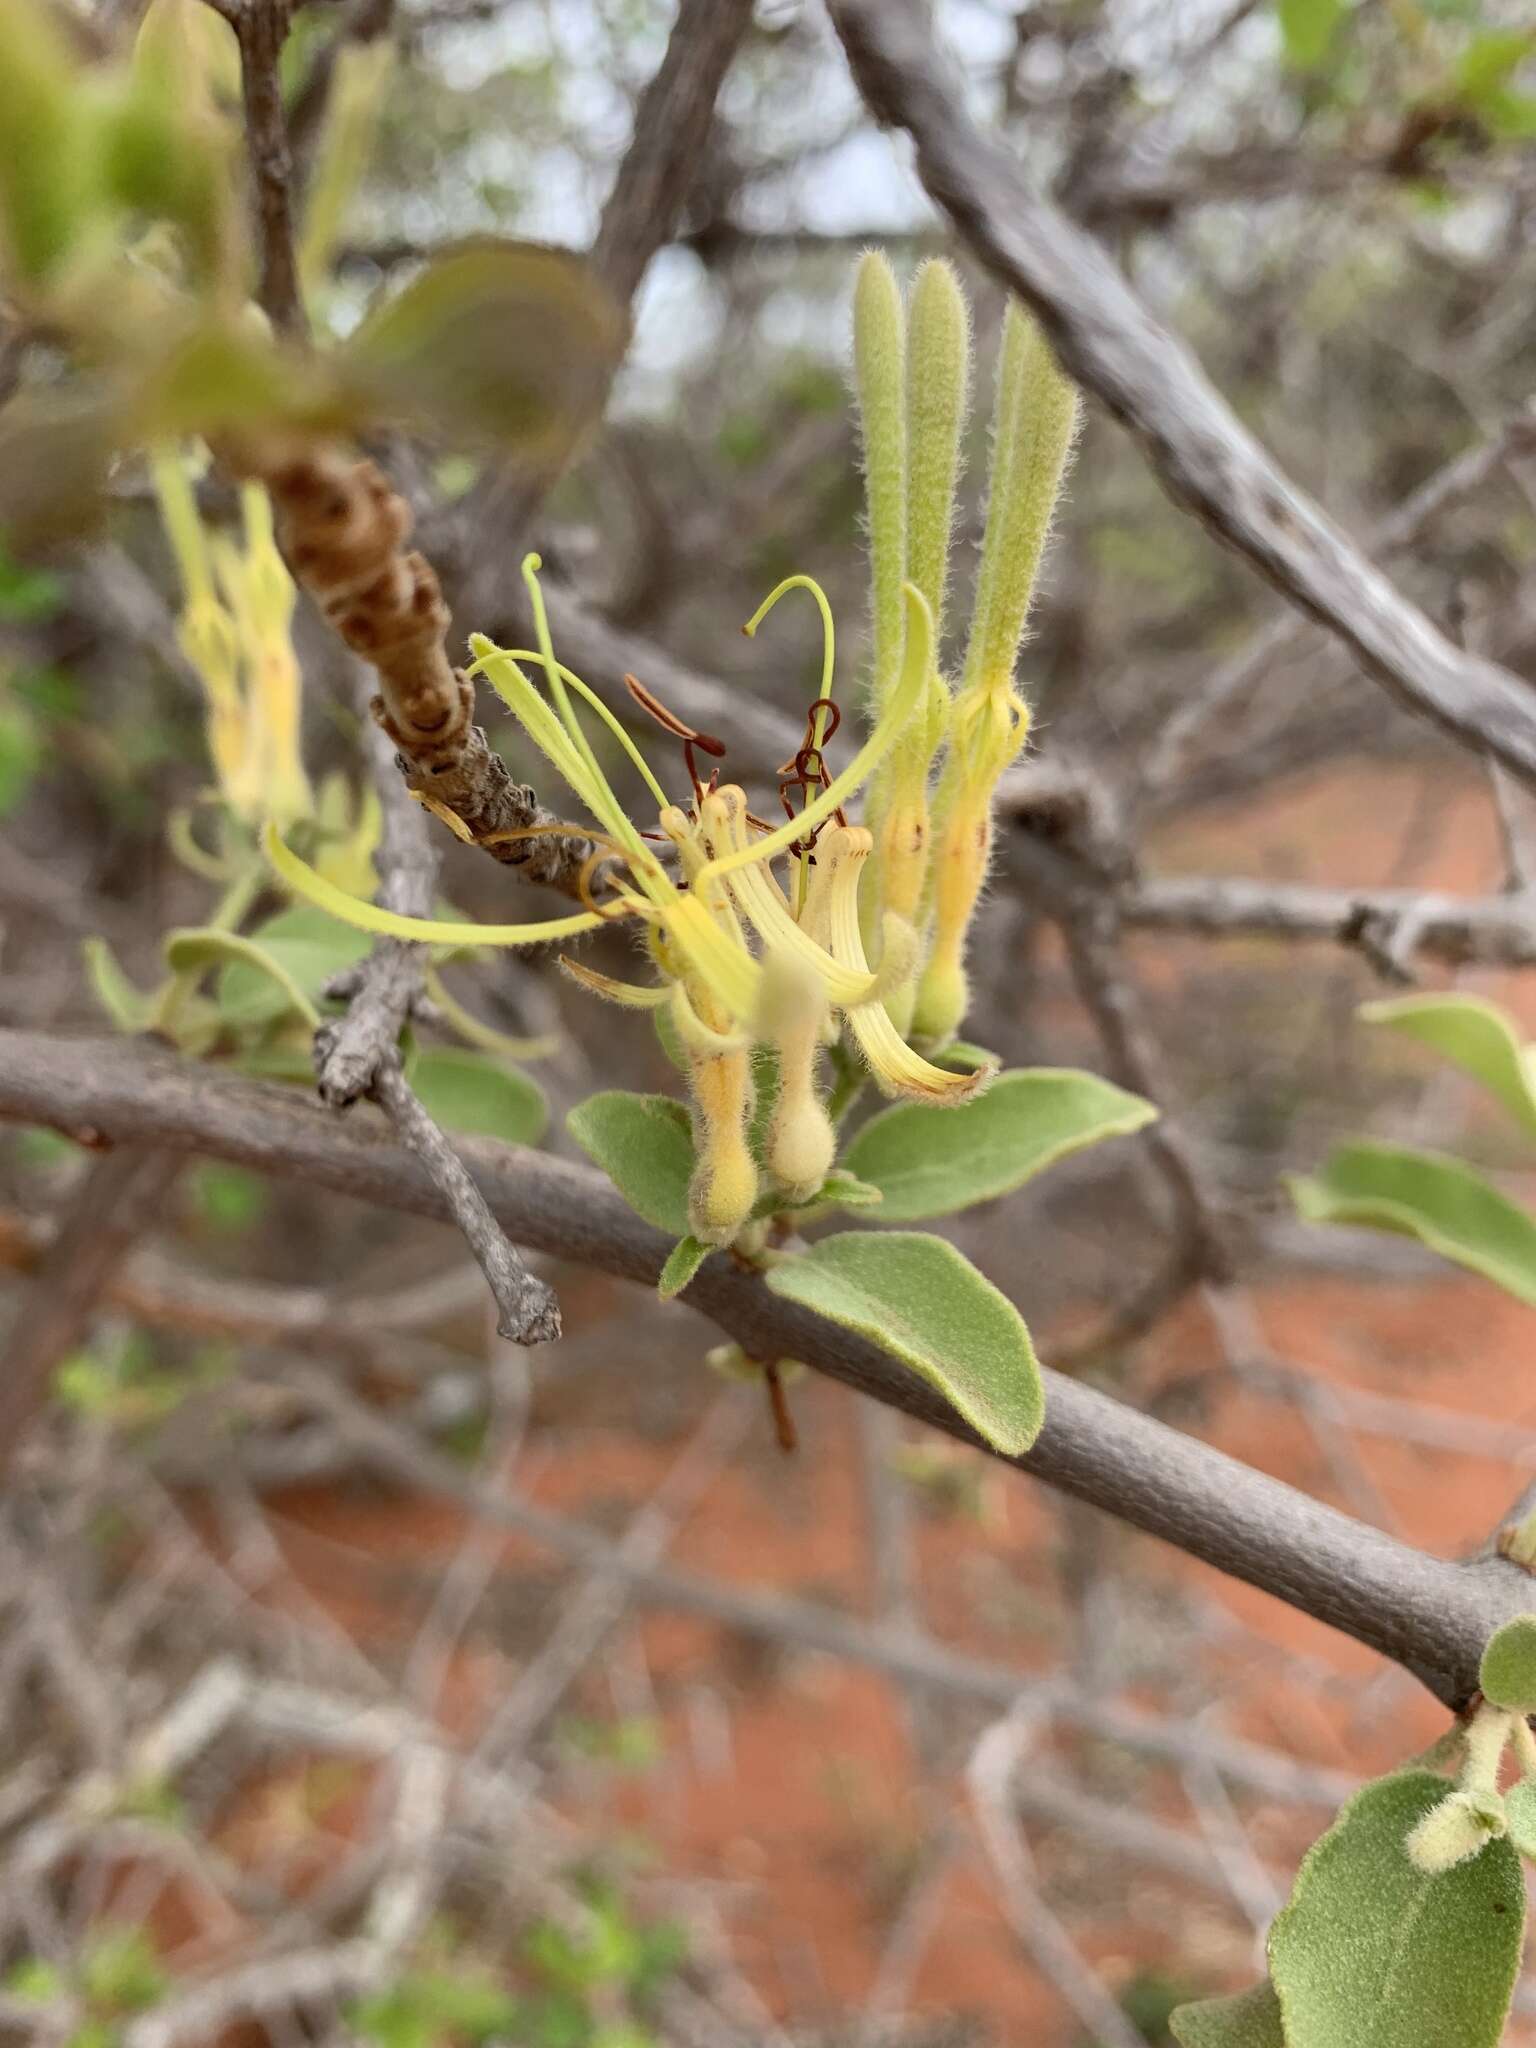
[267,256,1080,1251]
[154,448,311,831]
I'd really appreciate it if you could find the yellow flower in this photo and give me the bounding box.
[265,557,990,1125]
[153,446,312,828]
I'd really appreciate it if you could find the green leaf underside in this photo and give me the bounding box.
[843,1067,1156,1224]
[658,1235,711,1301]
[764,1231,1044,1455]
[1363,993,1536,1141]
[1479,1616,1536,1711]
[1268,1770,1523,2048]
[407,1047,547,1146]
[748,1168,883,1224]
[214,906,372,1029]
[1290,1143,1536,1307]
[567,1091,694,1238]
[1170,1980,1285,2047]
[343,242,624,455]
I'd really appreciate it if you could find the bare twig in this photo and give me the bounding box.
[1145,406,1536,793]
[368,1054,559,1346]
[453,0,755,593]
[222,0,308,340]
[591,0,756,304]
[3,1029,1533,1706]
[313,666,438,1107]
[1114,872,1536,970]
[828,0,1536,790]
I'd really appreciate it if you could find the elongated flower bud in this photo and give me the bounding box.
[758,951,835,1205]
[853,251,908,714]
[685,976,758,1246]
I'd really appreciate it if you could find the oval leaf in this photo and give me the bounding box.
[843,1067,1155,1224]
[1171,1982,1285,2048]
[1362,993,1536,1140]
[1480,1616,1536,1712]
[1289,1142,1536,1307]
[764,1231,1044,1455]
[658,1234,711,1302]
[567,1091,694,1238]
[215,907,372,1029]
[342,241,625,455]
[1268,1769,1524,2048]
[408,1047,546,1146]
[165,926,322,1030]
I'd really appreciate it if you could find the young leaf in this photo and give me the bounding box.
[1170,1981,1285,2047]
[1479,1616,1536,1712]
[764,1231,1043,1454]
[843,1068,1155,1224]
[342,241,625,456]
[1289,1142,1536,1307]
[1267,1769,1524,2048]
[407,1047,547,1146]
[658,1235,711,1301]
[1362,993,1536,1140]
[567,1091,695,1238]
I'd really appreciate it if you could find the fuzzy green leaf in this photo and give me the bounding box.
[1170,1981,1285,2047]
[843,1068,1155,1224]
[658,1235,711,1301]
[1362,992,1536,1140]
[764,1231,1043,1454]
[343,241,624,455]
[1268,1769,1524,2048]
[1479,1616,1536,1711]
[567,1091,694,1238]
[1289,1142,1536,1306]
[165,926,322,1030]
[1502,1780,1536,1860]
[213,907,371,1029]
[408,1047,546,1146]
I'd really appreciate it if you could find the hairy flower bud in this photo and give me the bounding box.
[758,951,835,1205]
[685,978,758,1246]
[1405,1790,1506,1874]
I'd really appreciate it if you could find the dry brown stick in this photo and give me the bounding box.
[590,0,756,304]
[213,0,308,340]
[453,0,756,598]
[828,0,1536,791]
[275,1357,1355,1806]
[1116,872,1536,969]
[0,1146,184,1481]
[1144,405,1536,794]
[5,1029,1533,1708]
